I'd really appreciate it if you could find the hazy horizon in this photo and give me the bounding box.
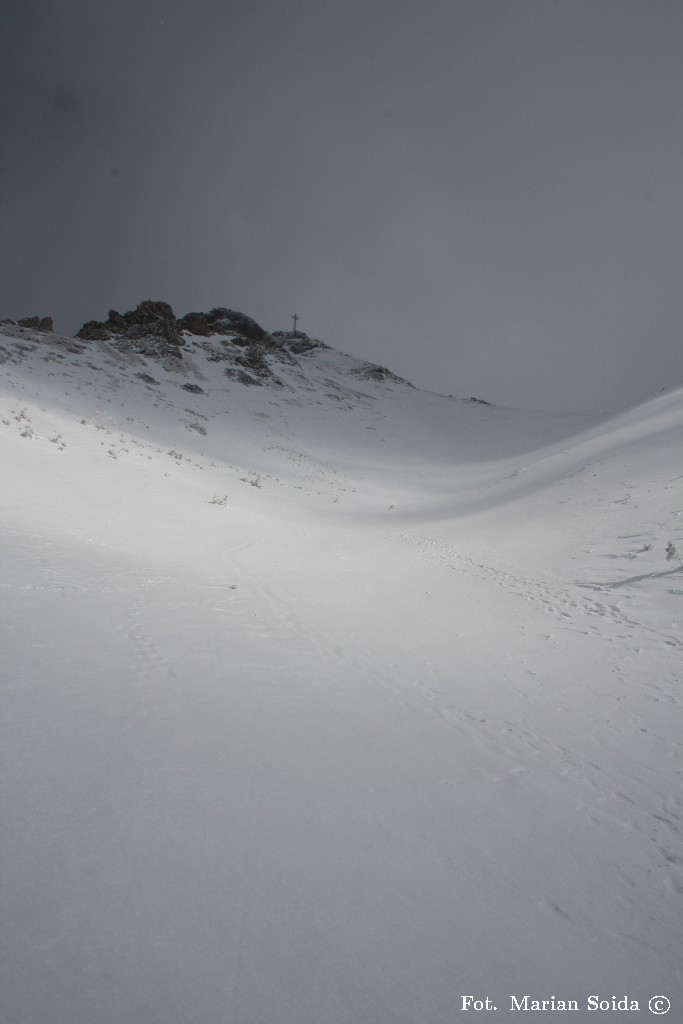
[2,0,682,414]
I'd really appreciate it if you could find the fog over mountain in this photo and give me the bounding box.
[2,1,682,413]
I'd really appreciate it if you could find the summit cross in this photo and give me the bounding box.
[292,313,299,333]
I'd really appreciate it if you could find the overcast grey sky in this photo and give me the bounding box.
[2,1,681,413]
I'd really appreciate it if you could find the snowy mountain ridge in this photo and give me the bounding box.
[1,305,682,1024]
[0,298,597,498]
[1,298,411,391]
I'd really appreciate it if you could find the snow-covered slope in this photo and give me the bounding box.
[1,319,681,1023]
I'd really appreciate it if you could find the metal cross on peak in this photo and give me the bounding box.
[291,313,299,333]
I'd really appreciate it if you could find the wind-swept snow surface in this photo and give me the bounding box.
[1,324,682,1023]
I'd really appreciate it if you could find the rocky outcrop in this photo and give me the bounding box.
[76,301,272,361]
[1,316,54,332]
[178,308,268,343]
[352,361,413,386]
[77,300,184,358]
[227,344,283,387]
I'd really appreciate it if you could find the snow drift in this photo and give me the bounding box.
[1,312,681,1023]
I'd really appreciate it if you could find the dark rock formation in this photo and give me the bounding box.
[176,312,212,336]
[77,300,184,358]
[233,344,282,386]
[235,345,269,374]
[288,337,320,355]
[273,330,329,354]
[224,368,264,387]
[12,316,54,332]
[76,302,273,363]
[353,362,412,386]
[178,308,268,343]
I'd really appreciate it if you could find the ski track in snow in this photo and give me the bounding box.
[398,528,682,654]
[386,528,683,920]
[221,523,683,955]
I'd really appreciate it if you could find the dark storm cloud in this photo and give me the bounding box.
[2,0,682,413]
